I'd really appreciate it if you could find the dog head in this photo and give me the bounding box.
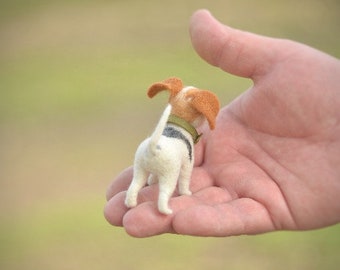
[147,77,220,129]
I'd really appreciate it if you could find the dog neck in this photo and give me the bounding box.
[167,114,202,144]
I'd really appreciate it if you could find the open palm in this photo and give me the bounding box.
[104,10,340,237]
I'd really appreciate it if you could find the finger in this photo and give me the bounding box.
[104,191,128,226]
[104,188,159,228]
[104,167,215,228]
[172,198,276,236]
[104,187,159,227]
[189,9,280,79]
[122,196,196,237]
[106,166,133,201]
[122,187,232,237]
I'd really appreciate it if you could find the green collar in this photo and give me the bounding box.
[167,114,202,144]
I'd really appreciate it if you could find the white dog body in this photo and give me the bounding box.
[124,77,220,215]
[125,105,193,215]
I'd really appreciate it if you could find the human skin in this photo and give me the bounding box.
[104,10,340,237]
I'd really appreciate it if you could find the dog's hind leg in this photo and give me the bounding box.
[157,173,179,215]
[147,174,158,185]
[178,162,193,196]
[125,166,149,208]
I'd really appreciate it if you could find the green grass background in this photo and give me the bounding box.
[1,0,339,269]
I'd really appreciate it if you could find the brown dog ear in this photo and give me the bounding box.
[147,77,183,99]
[186,89,220,129]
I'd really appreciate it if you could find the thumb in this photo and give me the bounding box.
[190,10,279,79]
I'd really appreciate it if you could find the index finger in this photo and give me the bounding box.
[106,166,133,201]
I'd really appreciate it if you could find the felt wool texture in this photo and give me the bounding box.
[125,77,220,215]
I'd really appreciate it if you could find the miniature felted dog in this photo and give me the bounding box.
[125,77,220,215]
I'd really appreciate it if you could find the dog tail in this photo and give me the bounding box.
[149,104,172,154]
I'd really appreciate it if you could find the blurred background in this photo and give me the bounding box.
[1,0,339,269]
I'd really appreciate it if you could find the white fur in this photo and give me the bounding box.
[125,104,194,215]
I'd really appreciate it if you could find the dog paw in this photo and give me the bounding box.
[159,207,173,215]
[125,196,137,208]
[179,189,192,196]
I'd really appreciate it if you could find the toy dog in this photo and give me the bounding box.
[125,77,220,215]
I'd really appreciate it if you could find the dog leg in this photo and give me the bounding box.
[125,167,149,208]
[157,175,178,215]
[147,174,158,185]
[178,163,193,196]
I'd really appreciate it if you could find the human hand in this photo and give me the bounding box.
[104,10,340,237]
